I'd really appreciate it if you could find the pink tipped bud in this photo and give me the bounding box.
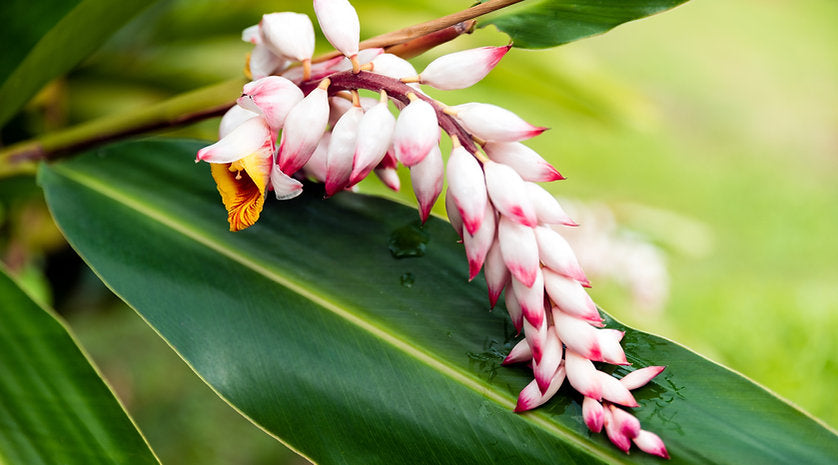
[483,240,510,307]
[564,349,602,400]
[374,166,400,191]
[512,271,545,329]
[522,318,548,365]
[408,144,444,223]
[620,366,666,391]
[597,329,628,365]
[242,25,260,44]
[278,83,330,175]
[444,188,464,239]
[534,226,588,283]
[325,106,364,196]
[270,165,304,200]
[446,145,487,235]
[497,216,539,287]
[602,406,632,453]
[418,45,511,90]
[238,76,304,131]
[543,269,600,325]
[302,133,331,183]
[525,183,576,226]
[502,338,531,365]
[371,53,418,80]
[260,12,315,62]
[218,105,259,139]
[633,430,670,459]
[534,330,563,394]
[393,97,439,166]
[484,161,538,227]
[314,0,360,59]
[504,289,524,334]
[463,202,496,280]
[514,366,565,412]
[597,371,638,408]
[552,309,602,361]
[197,117,272,164]
[582,396,605,433]
[608,404,641,440]
[449,102,545,142]
[484,141,564,182]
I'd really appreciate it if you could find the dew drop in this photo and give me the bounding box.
[400,272,415,288]
[388,221,429,259]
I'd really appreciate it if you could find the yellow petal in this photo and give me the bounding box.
[210,152,272,231]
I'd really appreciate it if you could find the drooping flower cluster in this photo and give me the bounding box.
[196,0,668,458]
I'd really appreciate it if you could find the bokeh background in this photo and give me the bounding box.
[2,0,836,463]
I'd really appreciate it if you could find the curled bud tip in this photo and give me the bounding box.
[620,366,666,391]
[634,430,670,459]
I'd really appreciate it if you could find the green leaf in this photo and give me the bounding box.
[40,139,838,464]
[0,267,159,464]
[0,0,157,128]
[480,0,689,49]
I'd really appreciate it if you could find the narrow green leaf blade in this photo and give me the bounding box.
[480,0,688,49]
[0,268,159,465]
[40,139,838,464]
[0,0,156,127]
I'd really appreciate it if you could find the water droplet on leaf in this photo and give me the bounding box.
[400,272,415,287]
[388,221,429,259]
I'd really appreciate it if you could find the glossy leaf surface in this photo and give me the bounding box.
[0,0,155,127]
[481,0,688,49]
[0,268,159,464]
[40,139,838,464]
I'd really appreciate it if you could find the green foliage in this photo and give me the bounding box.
[480,0,689,49]
[0,268,158,464]
[0,0,157,127]
[39,139,838,464]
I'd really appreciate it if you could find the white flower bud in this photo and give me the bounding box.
[260,12,315,62]
[314,0,360,58]
[450,102,545,142]
[237,76,304,131]
[418,45,510,90]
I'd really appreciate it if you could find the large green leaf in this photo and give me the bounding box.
[39,139,838,464]
[0,0,156,128]
[0,267,159,464]
[480,0,688,49]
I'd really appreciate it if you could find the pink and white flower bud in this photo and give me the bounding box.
[504,289,524,334]
[218,105,259,139]
[449,103,546,142]
[484,141,564,182]
[270,165,304,200]
[525,183,577,226]
[534,329,563,394]
[522,317,548,365]
[302,132,331,183]
[602,406,632,453]
[374,166,400,191]
[250,43,287,80]
[260,13,315,62]
[197,116,272,163]
[633,430,670,459]
[393,97,439,166]
[417,45,511,90]
[552,309,602,361]
[534,226,588,285]
[463,202,496,281]
[483,240,509,308]
[484,160,537,227]
[512,270,545,328]
[371,53,418,80]
[608,404,641,440]
[409,144,444,223]
[582,396,605,433]
[446,145,487,235]
[514,365,565,412]
[502,338,531,365]
[314,0,360,59]
[277,81,330,175]
[444,188,464,240]
[543,269,600,325]
[597,371,638,408]
[620,366,666,391]
[242,25,260,44]
[325,105,364,196]
[564,349,602,401]
[597,329,628,365]
[497,216,539,287]
[238,76,304,131]
[352,93,396,185]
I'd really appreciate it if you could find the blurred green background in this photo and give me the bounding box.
[2,0,836,463]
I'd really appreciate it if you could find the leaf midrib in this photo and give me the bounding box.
[50,162,620,464]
